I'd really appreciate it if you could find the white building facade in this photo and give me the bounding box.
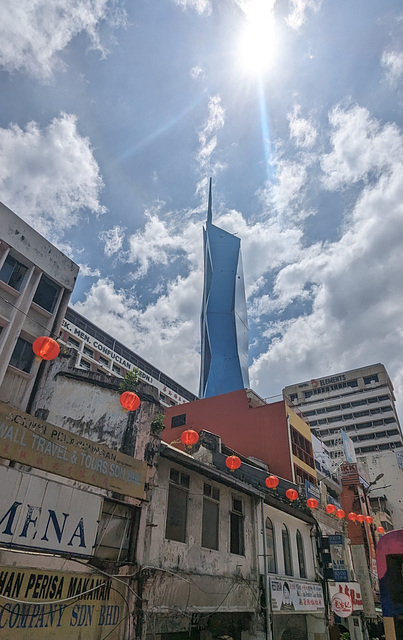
[0,202,79,410]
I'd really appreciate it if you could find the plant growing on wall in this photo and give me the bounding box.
[119,369,140,392]
[151,414,165,434]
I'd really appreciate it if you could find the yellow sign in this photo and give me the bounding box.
[0,402,146,499]
[0,566,128,639]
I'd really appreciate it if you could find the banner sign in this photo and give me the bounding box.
[340,462,360,485]
[328,582,363,612]
[329,535,348,581]
[0,466,101,556]
[0,566,127,639]
[341,430,357,464]
[270,579,324,612]
[0,402,146,499]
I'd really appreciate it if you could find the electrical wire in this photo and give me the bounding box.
[0,581,107,605]
[0,294,55,337]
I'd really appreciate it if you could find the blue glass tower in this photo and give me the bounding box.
[199,179,250,398]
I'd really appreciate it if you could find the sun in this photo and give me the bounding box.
[238,0,279,76]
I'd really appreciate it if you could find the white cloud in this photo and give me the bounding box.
[0,0,124,80]
[0,113,105,240]
[78,264,101,277]
[191,65,204,80]
[250,104,403,421]
[99,225,126,257]
[285,0,322,30]
[171,0,212,15]
[196,95,225,173]
[321,104,402,190]
[288,105,318,148]
[381,50,403,87]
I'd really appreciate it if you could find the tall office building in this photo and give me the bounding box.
[283,364,403,458]
[199,179,249,398]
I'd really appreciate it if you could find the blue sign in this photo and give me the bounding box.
[333,570,349,581]
[305,480,321,503]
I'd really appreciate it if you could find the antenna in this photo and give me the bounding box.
[207,177,212,224]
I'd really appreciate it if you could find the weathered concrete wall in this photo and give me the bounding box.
[30,350,163,463]
[0,201,79,290]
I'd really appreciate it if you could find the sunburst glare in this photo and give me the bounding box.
[238,0,278,76]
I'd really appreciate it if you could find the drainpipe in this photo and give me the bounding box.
[260,497,273,640]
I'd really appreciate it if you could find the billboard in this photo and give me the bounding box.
[270,579,324,612]
[0,566,127,639]
[0,402,146,499]
[0,466,101,556]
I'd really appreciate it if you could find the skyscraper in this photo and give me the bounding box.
[199,179,249,398]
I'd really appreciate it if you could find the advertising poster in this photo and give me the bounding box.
[0,566,129,639]
[328,535,348,582]
[270,579,324,612]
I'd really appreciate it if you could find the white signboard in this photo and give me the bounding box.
[328,582,363,612]
[331,592,352,618]
[0,466,101,556]
[270,579,324,612]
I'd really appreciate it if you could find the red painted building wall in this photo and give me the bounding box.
[163,390,294,481]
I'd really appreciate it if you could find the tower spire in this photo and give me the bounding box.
[207,177,212,224]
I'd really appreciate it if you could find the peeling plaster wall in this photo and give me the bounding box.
[30,352,163,461]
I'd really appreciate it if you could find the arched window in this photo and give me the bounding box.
[265,517,276,573]
[282,524,293,576]
[296,529,306,578]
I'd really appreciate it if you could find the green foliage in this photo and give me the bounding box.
[119,369,140,392]
[340,633,350,640]
[151,413,165,433]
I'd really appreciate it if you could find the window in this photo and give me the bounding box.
[364,374,379,384]
[265,517,276,573]
[0,255,28,291]
[165,469,189,542]
[112,364,121,375]
[67,336,80,349]
[296,530,306,578]
[33,275,61,313]
[83,346,94,358]
[9,337,35,373]
[95,500,139,561]
[282,524,293,576]
[99,355,109,366]
[230,497,244,555]
[202,483,219,550]
[80,359,91,371]
[171,414,186,429]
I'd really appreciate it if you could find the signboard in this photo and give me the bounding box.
[0,466,101,556]
[0,566,127,639]
[331,592,352,618]
[340,462,360,486]
[305,480,321,504]
[0,402,146,499]
[329,535,348,581]
[341,430,357,463]
[270,579,324,612]
[395,450,403,469]
[329,582,363,613]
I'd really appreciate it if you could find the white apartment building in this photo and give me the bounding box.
[283,364,402,458]
[0,202,79,410]
[59,306,198,408]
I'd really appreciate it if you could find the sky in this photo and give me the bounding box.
[1,0,403,416]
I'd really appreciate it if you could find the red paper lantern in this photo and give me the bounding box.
[265,475,279,489]
[364,515,373,524]
[307,498,318,509]
[180,429,199,446]
[377,526,385,534]
[119,391,141,412]
[347,512,357,522]
[326,504,337,515]
[335,509,345,519]
[356,514,365,523]
[286,488,298,502]
[225,455,241,471]
[32,336,60,361]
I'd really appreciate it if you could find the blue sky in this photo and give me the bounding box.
[1,0,403,415]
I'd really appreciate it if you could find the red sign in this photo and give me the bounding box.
[340,462,360,485]
[331,592,353,618]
